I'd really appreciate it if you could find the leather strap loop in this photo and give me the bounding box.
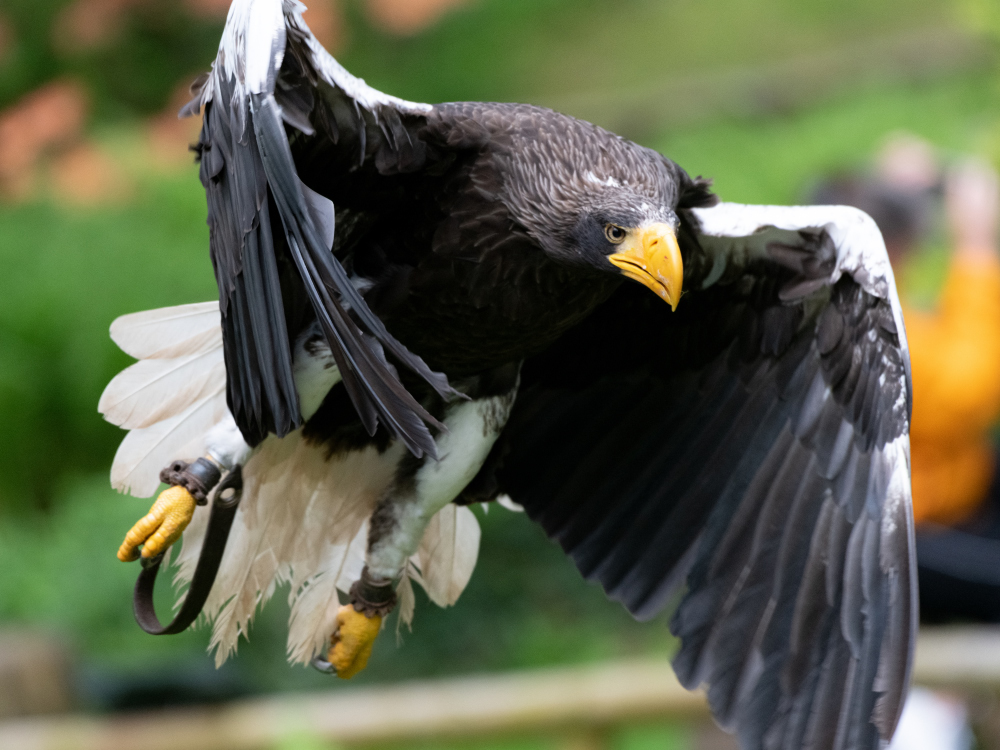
[159,458,223,505]
[133,466,243,635]
[348,566,397,618]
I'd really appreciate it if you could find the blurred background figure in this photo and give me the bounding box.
[909,157,1000,620]
[813,140,1000,750]
[812,137,1000,623]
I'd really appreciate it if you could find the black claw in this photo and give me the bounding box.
[311,654,336,674]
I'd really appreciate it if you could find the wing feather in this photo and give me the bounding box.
[191,0,458,453]
[169,426,479,665]
[486,203,915,750]
[99,352,226,430]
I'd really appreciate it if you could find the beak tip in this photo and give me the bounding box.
[610,223,684,309]
[659,281,680,311]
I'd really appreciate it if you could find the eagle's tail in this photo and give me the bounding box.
[100,302,480,665]
[99,301,227,498]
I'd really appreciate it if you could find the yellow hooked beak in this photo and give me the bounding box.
[607,222,683,310]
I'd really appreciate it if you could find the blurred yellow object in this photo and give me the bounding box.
[906,255,1000,525]
[117,485,196,562]
[328,604,382,680]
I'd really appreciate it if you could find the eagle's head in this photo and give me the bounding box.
[493,110,716,311]
[570,193,686,311]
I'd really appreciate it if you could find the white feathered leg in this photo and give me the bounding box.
[205,413,253,470]
[323,388,517,678]
[366,394,516,579]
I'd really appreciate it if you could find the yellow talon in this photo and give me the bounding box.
[328,604,382,679]
[117,485,196,562]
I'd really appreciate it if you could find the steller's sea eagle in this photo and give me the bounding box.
[99,1,915,747]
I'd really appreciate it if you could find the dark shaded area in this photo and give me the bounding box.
[918,470,1000,623]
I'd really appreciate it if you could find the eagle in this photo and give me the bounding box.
[98,1,916,747]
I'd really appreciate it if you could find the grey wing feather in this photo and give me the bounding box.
[188,0,456,454]
[490,202,915,750]
[667,204,915,750]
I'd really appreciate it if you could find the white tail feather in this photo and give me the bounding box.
[173,433,481,665]
[100,352,226,429]
[204,435,303,664]
[413,504,481,608]
[285,524,368,665]
[110,393,227,497]
[396,570,416,638]
[183,433,405,665]
[102,301,227,497]
[109,301,221,360]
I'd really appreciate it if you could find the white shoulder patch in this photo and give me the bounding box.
[690,201,909,383]
[691,202,894,300]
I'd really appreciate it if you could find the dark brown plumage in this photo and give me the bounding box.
[170,3,917,748]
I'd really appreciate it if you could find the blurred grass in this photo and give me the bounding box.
[340,0,960,107]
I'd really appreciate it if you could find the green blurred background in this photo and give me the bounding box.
[0,0,999,746]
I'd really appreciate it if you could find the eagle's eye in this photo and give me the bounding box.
[604,224,627,244]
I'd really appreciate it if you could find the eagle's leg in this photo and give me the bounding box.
[327,369,520,678]
[117,416,251,562]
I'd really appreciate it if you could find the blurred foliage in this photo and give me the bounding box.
[341,0,959,107]
[962,0,1000,42]
[0,157,215,510]
[0,0,224,116]
[67,7,224,118]
[0,0,969,121]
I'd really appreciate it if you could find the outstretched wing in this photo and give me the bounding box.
[484,203,915,749]
[187,0,456,454]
